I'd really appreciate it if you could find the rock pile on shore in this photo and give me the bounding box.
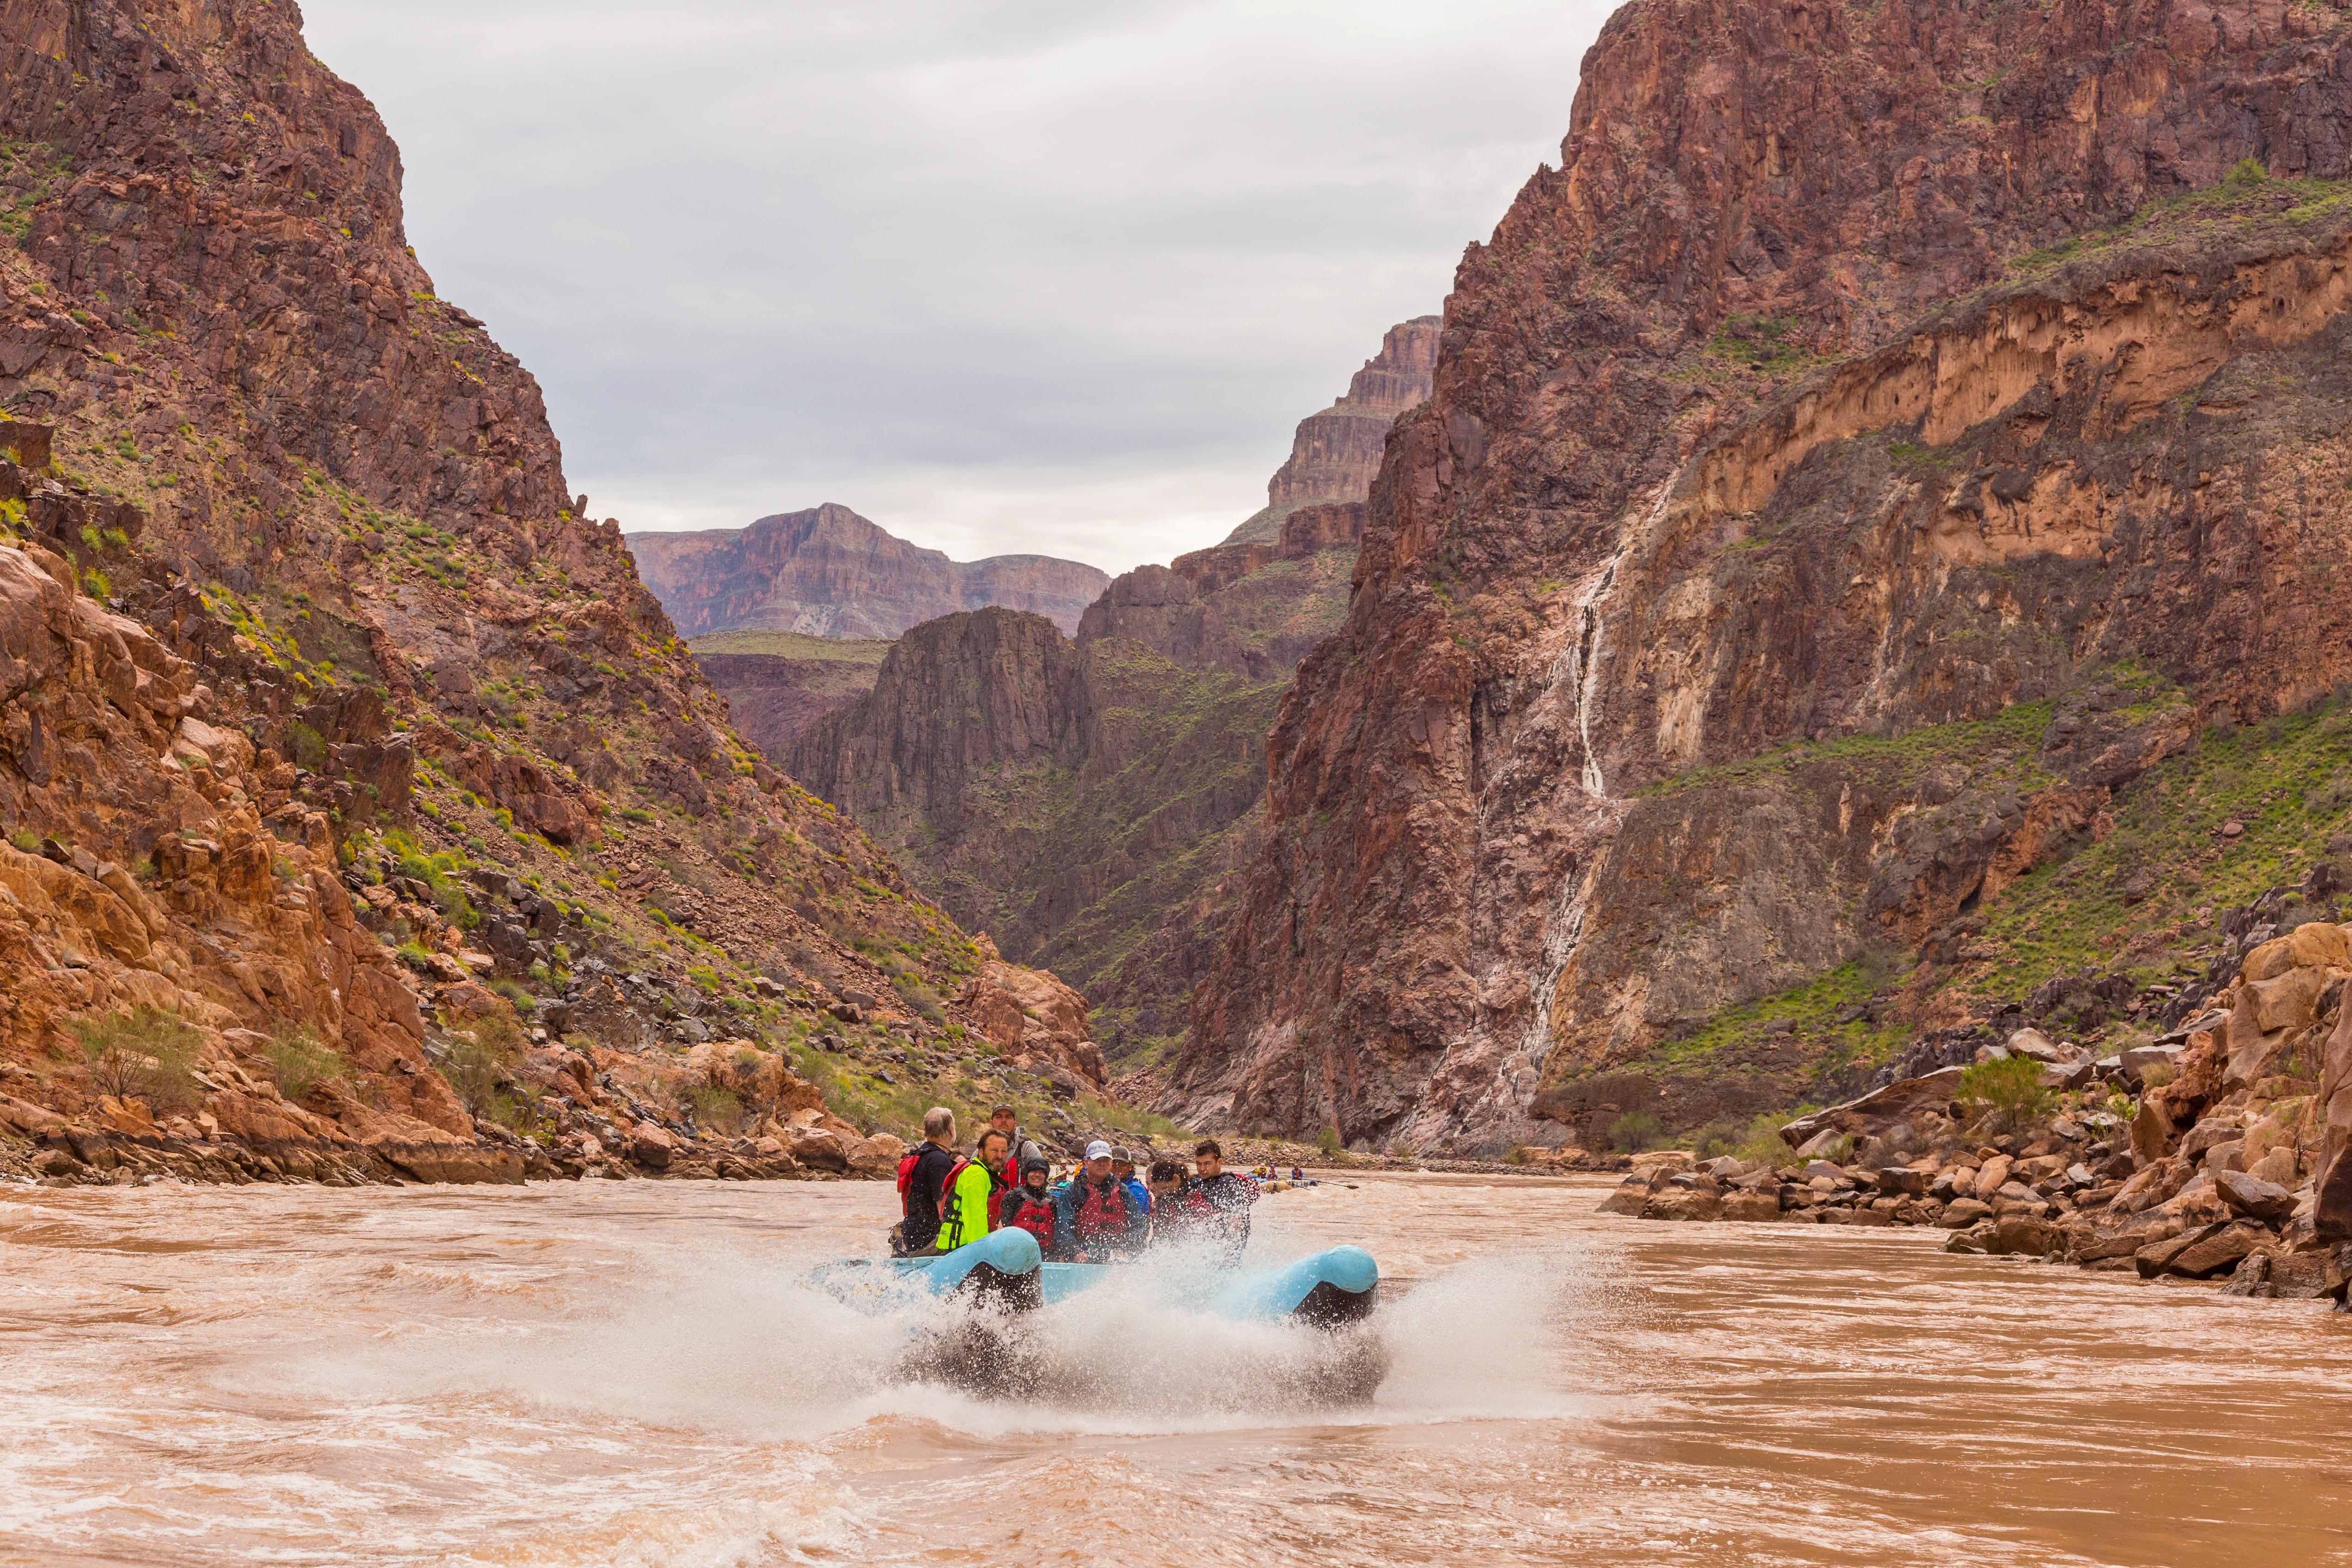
[1602,919,2352,1303]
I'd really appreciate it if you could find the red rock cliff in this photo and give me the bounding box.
[0,0,1081,1186]
[1229,317,1440,544]
[1170,0,2352,1154]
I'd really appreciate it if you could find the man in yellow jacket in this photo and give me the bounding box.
[938,1128,1011,1251]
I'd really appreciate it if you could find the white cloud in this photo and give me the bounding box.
[301,0,1613,574]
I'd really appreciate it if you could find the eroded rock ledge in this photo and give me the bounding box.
[1601,916,2352,1303]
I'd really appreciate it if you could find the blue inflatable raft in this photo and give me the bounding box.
[815,1236,1386,1400]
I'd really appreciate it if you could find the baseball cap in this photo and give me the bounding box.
[1109,1145,1133,1163]
[1084,1139,1113,1161]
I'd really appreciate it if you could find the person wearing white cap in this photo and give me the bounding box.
[1053,1139,1142,1261]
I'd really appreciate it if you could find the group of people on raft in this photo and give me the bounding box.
[893,1104,1260,1266]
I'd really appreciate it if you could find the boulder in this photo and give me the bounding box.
[1779,1066,1964,1148]
[2071,1225,2155,1263]
[1597,1179,1651,1216]
[1986,1215,2061,1256]
[2291,921,2352,971]
[373,1140,527,1185]
[2006,1028,2075,1064]
[2322,987,2352,1237]
[2167,1219,2271,1279]
[2134,1224,2222,1278]
[630,1124,677,1170]
[1876,1166,1932,1195]
[2118,1044,2185,1083]
[1643,1187,1723,1222]
[1939,1197,1994,1228]
[1629,1150,1696,1172]
[2215,1168,2297,1222]
[2130,1095,2175,1165]
[2248,1146,2300,1187]
[779,1124,851,1173]
[2241,935,2299,983]
[1721,1190,1782,1222]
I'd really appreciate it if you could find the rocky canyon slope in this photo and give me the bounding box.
[785,321,1438,1069]
[1167,0,2352,1155]
[629,504,1109,640]
[0,0,1113,1188]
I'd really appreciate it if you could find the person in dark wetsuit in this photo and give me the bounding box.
[895,1106,960,1255]
[1188,1139,1259,1265]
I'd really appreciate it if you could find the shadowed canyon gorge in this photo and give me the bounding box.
[12,0,2352,1263]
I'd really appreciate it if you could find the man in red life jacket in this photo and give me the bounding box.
[997,1153,1059,1256]
[1053,1140,1142,1261]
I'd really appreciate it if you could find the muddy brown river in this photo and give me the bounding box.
[2,1172,2347,1566]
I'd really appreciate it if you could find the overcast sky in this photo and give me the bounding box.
[300,1,1609,576]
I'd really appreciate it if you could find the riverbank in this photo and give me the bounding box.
[1599,916,2352,1302]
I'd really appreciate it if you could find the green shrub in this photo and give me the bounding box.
[1958,1053,2054,1134]
[287,721,328,772]
[685,1083,746,1136]
[2139,1061,2178,1091]
[264,1027,344,1102]
[441,1014,525,1118]
[73,1006,202,1115]
[1606,1110,1664,1153]
[1315,1124,1343,1157]
[395,940,435,972]
[490,977,535,1009]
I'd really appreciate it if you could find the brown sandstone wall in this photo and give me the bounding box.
[1169,0,2352,1153]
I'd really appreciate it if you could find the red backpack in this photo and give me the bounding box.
[895,1150,921,1216]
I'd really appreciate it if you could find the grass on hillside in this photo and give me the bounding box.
[688,629,896,663]
[2008,160,2352,275]
[1607,687,2352,1134]
[1958,700,2352,1002]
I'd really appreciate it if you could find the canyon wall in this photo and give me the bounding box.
[783,320,1424,1070]
[629,503,1109,639]
[0,0,1096,1185]
[1167,0,2352,1154]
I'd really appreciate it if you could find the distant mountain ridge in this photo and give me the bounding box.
[629,503,1110,639]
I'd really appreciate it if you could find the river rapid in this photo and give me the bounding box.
[2,1172,2348,1567]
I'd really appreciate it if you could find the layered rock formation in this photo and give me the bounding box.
[1169,0,2352,1154]
[1225,317,1439,544]
[785,509,1370,1065]
[0,0,1099,1186]
[686,629,890,754]
[629,504,1108,639]
[782,318,1430,1070]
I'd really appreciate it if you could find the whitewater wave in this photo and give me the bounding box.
[265,1237,1594,1445]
